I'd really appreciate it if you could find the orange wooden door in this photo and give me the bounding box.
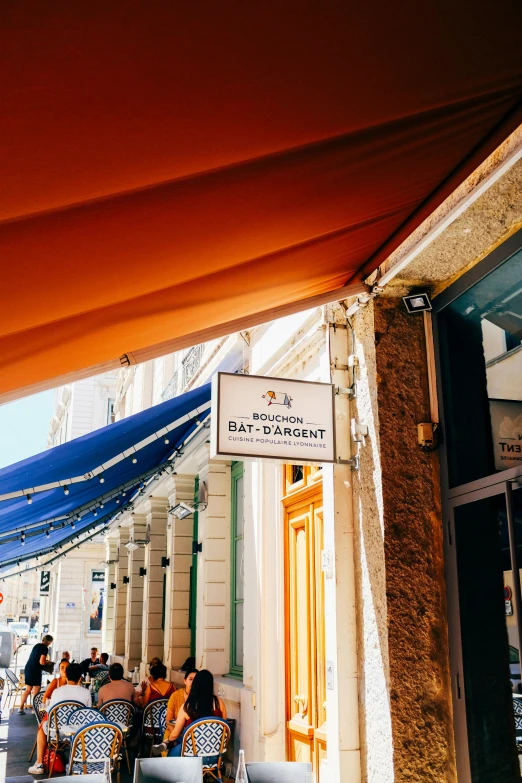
[284,469,326,770]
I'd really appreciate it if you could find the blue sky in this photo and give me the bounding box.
[0,390,54,469]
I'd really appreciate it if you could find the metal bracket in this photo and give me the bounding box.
[335,385,356,398]
[192,541,203,554]
[336,455,360,471]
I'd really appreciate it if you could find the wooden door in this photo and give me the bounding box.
[284,468,326,771]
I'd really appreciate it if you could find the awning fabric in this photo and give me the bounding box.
[0,384,211,573]
[1,2,522,400]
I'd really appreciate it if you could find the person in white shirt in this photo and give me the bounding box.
[28,662,91,775]
[53,650,71,675]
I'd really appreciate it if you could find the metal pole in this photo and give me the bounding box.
[505,481,522,668]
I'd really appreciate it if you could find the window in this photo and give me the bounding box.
[107,398,116,425]
[230,462,244,676]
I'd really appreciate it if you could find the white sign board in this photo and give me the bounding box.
[211,372,336,463]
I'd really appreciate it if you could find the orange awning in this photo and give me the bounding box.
[1,2,522,400]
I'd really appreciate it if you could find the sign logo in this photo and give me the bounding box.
[40,571,50,596]
[263,390,293,408]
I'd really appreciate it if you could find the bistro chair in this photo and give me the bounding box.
[133,756,203,783]
[245,761,313,782]
[141,699,168,757]
[99,699,136,772]
[5,668,24,712]
[67,721,123,779]
[181,717,230,783]
[68,707,107,728]
[46,700,85,775]
[28,691,46,761]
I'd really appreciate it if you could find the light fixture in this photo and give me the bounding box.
[169,502,194,520]
[49,522,54,531]
[46,529,50,538]
[26,494,32,504]
[161,556,170,568]
[110,582,117,590]
[63,486,70,496]
[116,498,120,504]
[122,575,130,585]
[403,292,432,314]
[195,418,201,426]
[99,474,105,484]
[164,436,169,445]
[131,456,138,464]
[139,567,147,577]
[99,501,104,509]
[21,533,25,545]
[125,541,139,552]
[71,521,75,530]
[94,509,98,517]
[122,490,126,497]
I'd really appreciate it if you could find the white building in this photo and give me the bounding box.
[0,568,40,628]
[41,371,118,661]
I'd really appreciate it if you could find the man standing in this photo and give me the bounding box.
[28,662,91,775]
[80,647,99,675]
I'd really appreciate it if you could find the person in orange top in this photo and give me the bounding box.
[43,659,68,704]
[162,668,198,745]
[134,662,175,708]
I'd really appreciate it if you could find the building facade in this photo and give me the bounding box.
[98,132,522,783]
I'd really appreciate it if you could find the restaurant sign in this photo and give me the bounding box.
[211,372,336,463]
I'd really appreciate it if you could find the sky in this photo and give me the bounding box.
[0,390,54,469]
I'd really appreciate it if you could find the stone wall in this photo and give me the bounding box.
[373,298,456,782]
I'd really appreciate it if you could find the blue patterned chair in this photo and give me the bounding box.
[181,717,230,782]
[67,721,123,778]
[513,694,522,752]
[28,690,46,761]
[46,700,85,775]
[67,707,106,727]
[141,699,168,757]
[99,699,135,772]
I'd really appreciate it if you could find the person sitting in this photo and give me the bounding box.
[89,652,109,674]
[80,647,99,675]
[19,634,53,715]
[134,662,175,708]
[152,669,226,757]
[161,668,198,751]
[28,662,91,775]
[43,658,69,703]
[98,662,137,707]
[53,651,71,676]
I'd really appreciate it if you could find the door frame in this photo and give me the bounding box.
[432,228,522,780]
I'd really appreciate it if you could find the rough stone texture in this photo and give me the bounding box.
[373,298,456,782]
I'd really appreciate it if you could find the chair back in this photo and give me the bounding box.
[5,668,18,687]
[47,700,85,738]
[142,698,168,735]
[0,675,4,691]
[93,671,111,687]
[133,756,203,783]
[181,718,230,777]
[99,698,135,726]
[67,721,123,776]
[33,691,46,725]
[245,761,313,782]
[68,707,106,727]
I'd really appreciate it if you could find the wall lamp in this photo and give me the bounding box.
[122,575,130,585]
[161,557,170,568]
[110,582,117,590]
[403,292,432,314]
[169,500,207,519]
[139,567,147,577]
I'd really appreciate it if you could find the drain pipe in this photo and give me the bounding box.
[323,310,361,782]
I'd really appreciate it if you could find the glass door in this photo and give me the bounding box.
[447,481,522,782]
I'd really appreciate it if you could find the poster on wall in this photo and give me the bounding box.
[39,571,50,596]
[489,399,522,471]
[89,570,105,631]
[211,372,336,463]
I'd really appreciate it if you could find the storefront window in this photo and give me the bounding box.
[438,247,522,487]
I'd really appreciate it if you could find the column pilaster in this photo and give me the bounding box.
[164,474,195,675]
[141,498,168,665]
[114,528,130,656]
[124,516,147,672]
[101,537,119,654]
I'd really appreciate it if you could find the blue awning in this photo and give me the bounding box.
[0,383,211,573]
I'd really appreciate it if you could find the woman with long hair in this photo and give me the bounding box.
[152,669,227,756]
